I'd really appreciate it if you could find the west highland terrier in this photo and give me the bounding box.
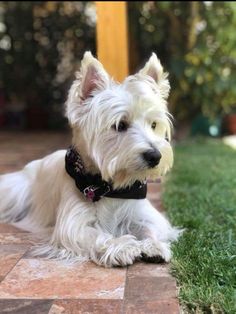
[0,52,179,267]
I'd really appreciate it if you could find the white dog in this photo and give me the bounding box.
[0,52,179,267]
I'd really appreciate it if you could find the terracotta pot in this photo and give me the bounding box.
[224,113,236,134]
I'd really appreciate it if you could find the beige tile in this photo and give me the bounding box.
[0,245,29,281]
[49,300,123,314]
[0,260,126,299]
[125,299,180,314]
[128,262,171,278]
[0,299,53,314]
[125,276,177,301]
[147,182,161,195]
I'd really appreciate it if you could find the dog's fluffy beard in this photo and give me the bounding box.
[0,52,180,267]
[67,52,173,188]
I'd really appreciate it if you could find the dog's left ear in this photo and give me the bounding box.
[139,53,170,99]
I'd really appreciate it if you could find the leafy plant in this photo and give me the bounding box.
[129,2,236,122]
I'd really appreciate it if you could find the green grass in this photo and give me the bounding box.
[163,138,236,314]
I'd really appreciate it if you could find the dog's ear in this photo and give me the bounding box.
[77,51,109,100]
[66,52,110,125]
[139,53,170,99]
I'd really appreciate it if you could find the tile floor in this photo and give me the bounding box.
[0,132,179,314]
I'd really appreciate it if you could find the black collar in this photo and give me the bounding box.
[65,146,147,202]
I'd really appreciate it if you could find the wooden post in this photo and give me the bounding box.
[96,2,129,82]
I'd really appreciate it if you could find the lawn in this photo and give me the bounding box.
[163,138,236,313]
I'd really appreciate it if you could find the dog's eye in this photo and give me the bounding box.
[151,122,157,130]
[113,121,128,132]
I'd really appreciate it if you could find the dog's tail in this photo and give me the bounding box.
[0,168,32,223]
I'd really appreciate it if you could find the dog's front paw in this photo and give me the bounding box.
[91,235,142,267]
[139,238,171,263]
[110,244,141,267]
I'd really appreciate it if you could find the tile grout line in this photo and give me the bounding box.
[0,249,28,284]
[159,186,181,314]
[121,266,129,314]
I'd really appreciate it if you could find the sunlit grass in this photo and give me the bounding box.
[163,138,236,313]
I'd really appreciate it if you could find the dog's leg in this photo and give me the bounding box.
[130,199,180,263]
[49,221,142,267]
[41,185,141,267]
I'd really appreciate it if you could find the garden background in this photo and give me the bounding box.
[0,2,236,135]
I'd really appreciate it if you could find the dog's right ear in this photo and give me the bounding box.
[66,52,110,125]
[77,51,109,100]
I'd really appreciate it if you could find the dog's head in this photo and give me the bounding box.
[66,52,173,188]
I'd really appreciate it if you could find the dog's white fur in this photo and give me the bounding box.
[0,52,179,267]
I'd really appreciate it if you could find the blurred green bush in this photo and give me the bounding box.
[129,2,236,122]
[0,2,95,129]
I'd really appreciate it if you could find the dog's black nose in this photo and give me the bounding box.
[143,149,162,168]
